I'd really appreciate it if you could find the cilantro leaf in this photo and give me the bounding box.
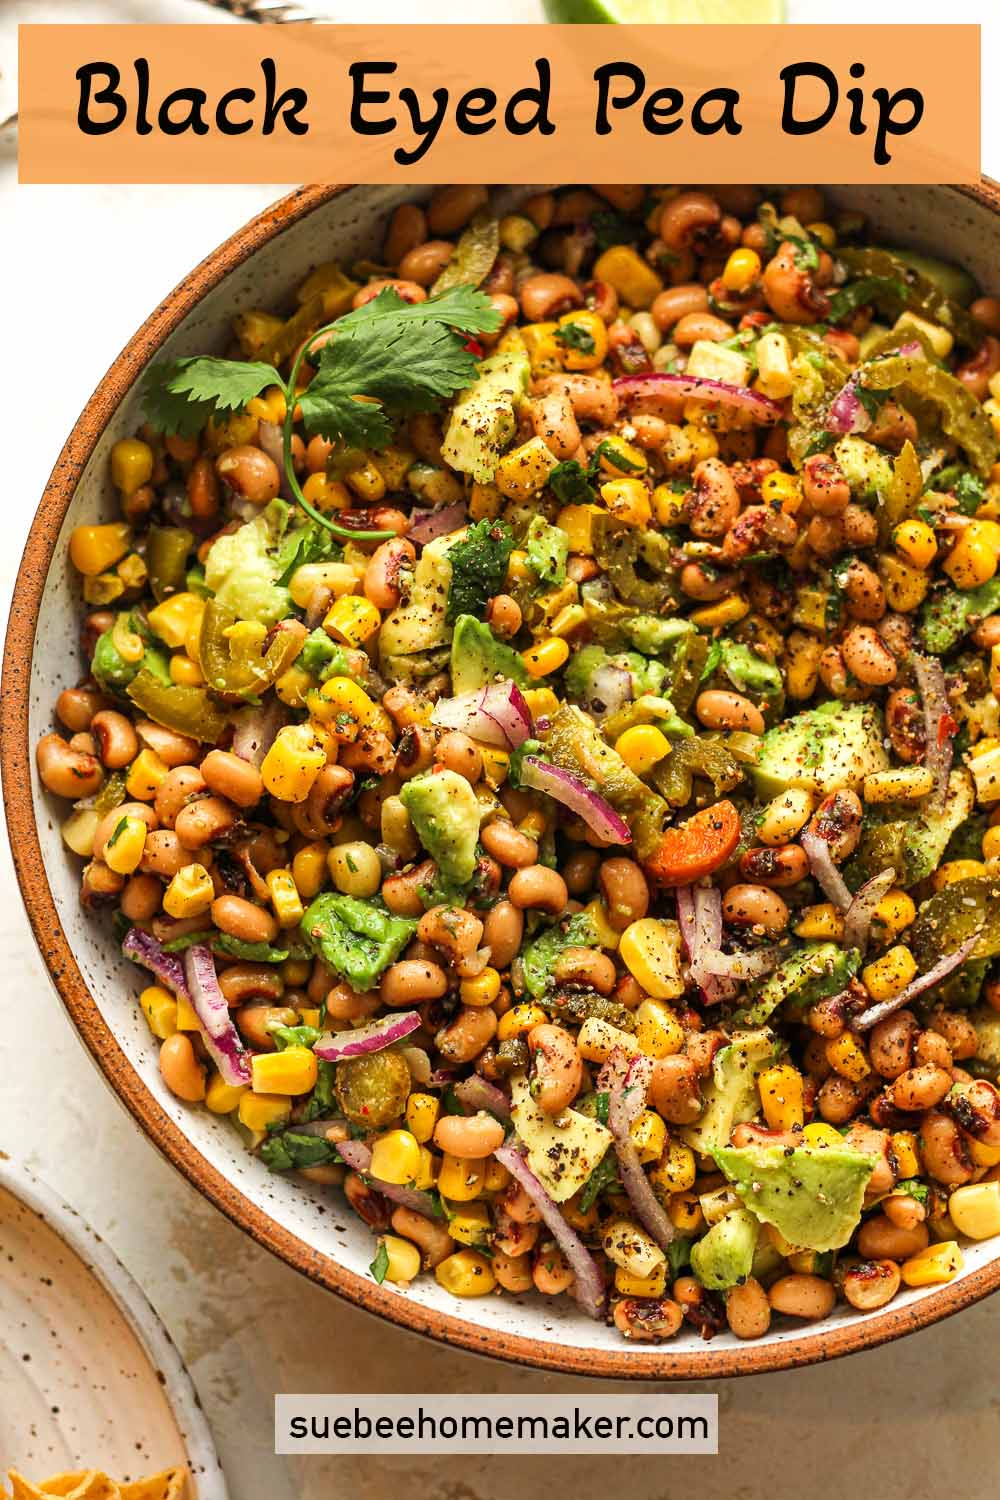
[298,286,501,451]
[548,460,596,506]
[826,276,908,324]
[590,210,644,251]
[579,1150,619,1213]
[274,521,342,588]
[445,518,515,624]
[141,357,281,438]
[557,321,597,355]
[954,471,986,516]
[370,1240,390,1284]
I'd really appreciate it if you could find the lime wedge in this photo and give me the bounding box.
[542,0,783,21]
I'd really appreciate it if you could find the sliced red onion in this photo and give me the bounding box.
[313,1011,421,1061]
[802,828,853,911]
[914,654,953,814]
[518,756,632,845]
[584,663,633,719]
[408,501,468,545]
[183,944,252,1087]
[494,1144,606,1321]
[431,680,533,749]
[844,867,897,955]
[122,926,189,999]
[602,1050,675,1251]
[677,885,738,1004]
[334,1138,373,1173]
[453,1074,511,1121]
[614,372,783,425]
[700,947,782,981]
[825,375,872,436]
[232,698,287,768]
[855,934,979,1031]
[258,420,294,499]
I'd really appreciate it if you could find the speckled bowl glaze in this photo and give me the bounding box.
[0,1155,226,1494]
[6,183,1000,1379]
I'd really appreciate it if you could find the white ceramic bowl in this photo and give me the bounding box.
[6,183,1000,1378]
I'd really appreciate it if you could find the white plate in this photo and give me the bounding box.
[0,1156,228,1497]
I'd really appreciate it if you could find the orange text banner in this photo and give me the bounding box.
[18,24,980,184]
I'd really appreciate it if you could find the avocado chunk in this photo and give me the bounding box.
[834,435,894,499]
[719,640,783,705]
[399,769,481,885]
[379,531,458,673]
[680,1029,778,1158]
[449,615,529,695]
[689,1208,759,1291]
[441,350,531,484]
[713,1142,875,1252]
[739,943,861,1028]
[901,768,974,884]
[622,615,695,656]
[752,700,889,799]
[919,575,1000,656]
[509,1071,612,1203]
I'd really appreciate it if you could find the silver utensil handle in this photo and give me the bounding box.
[198,0,324,19]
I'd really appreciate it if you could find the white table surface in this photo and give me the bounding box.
[4,2,1000,1495]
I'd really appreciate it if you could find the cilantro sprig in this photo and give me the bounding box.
[141,284,500,544]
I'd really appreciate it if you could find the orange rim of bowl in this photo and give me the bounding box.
[5,181,1000,1379]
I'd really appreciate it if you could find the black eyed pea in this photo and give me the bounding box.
[215,444,280,504]
[612,1298,684,1342]
[380,959,448,1008]
[36,732,103,799]
[174,795,239,851]
[722,883,790,935]
[436,1004,498,1065]
[417,904,484,961]
[200,749,264,809]
[695,690,765,735]
[842,1259,902,1311]
[155,766,208,828]
[507,865,568,915]
[211,894,279,946]
[553,946,617,994]
[390,1205,455,1268]
[159,1033,206,1102]
[433,1111,506,1159]
[527,1022,583,1115]
[492,1248,534,1293]
[856,1214,929,1262]
[482,900,523,970]
[767,1274,836,1321]
[725,1278,772,1339]
[90,709,140,769]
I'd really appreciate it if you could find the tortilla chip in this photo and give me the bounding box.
[118,1470,187,1500]
[7,1474,50,1500]
[32,1478,109,1500]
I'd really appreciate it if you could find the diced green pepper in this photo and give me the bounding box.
[126,669,228,742]
[147,525,194,603]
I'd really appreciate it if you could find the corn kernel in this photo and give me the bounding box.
[163,861,214,920]
[482,1158,510,1194]
[634,998,684,1059]
[379,1234,422,1285]
[520,321,563,377]
[437,1154,485,1202]
[983,826,1000,862]
[83,572,125,606]
[499,213,539,253]
[345,461,386,504]
[577,1015,641,1063]
[581,896,620,951]
[864,767,935,803]
[631,1109,668,1164]
[110,438,154,497]
[651,482,687,526]
[435,1248,496,1297]
[369,1129,422,1185]
[146,593,205,650]
[614,1262,668,1298]
[966,1137,1000,1168]
[684,423,719,464]
[405,1092,440,1144]
[650,1140,697,1196]
[619,918,685,1001]
[205,1074,249,1115]
[667,1191,704,1234]
[479,746,510,790]
[103,814,148,875]
[600,477,651,528]
[944,522,1000,589]
[460,967,501,1007]
[872,888,916,943]
[522,636,570,678]
[879,553,929,612]
[292,841,328,900]
[294,1003,321,1026]
[901,1241,964,1287]
[933,859,987,891]
[323,594,382,647]
[205,410,258,455]
[266,868,305,928]
[140,985,177,1041]
[301,472,350,513]
[414,1146,438,1190]
[497,1002,548,1041]
[761,470,803,514]
[246,385,288,425]
[495,437,559,501]
[615,725,671,775]
[722,246,762,293]
[893,518,938,569]
[862,946,917,1003]
[689,593,751,628]
[169,655,204,687]
[802,1122,844,1149]
[261,723,326,803]
[69,522,132,578]
[238,1091,291,1134]
[174,995,200,1032]
[593,245,663,309]
[251,1047,318,1097]
[447,1201,492,1248]
[758,1064,805,1132]
[806,221,837,249]
[558,309,609,371]
[825,1032,871,1082]
[794,903,846,942]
